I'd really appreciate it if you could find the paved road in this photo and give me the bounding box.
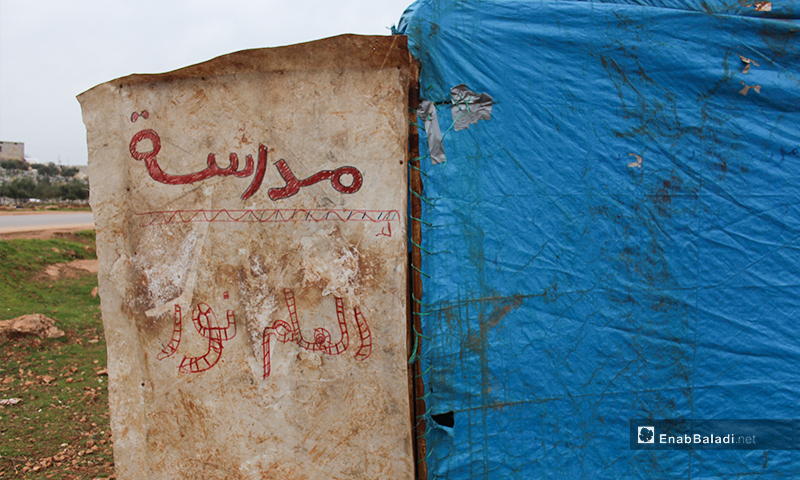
[0,212,95,233]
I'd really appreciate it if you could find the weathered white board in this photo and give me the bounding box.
[79,35,415,480]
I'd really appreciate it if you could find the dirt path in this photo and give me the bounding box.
[0,228,94,240]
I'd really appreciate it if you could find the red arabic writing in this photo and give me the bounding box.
[268,159,362,200]
[261,289,372,379]
[130,129,266,200]
[375,222,392,237]
[131,110,149,122]
[157,301,237,373]
[129,129,363,201]
[156,291,371,377]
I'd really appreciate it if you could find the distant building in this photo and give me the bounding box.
[0,142,24,162]
[74,166,89,181]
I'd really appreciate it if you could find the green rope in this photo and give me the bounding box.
[412,293,432,307]
[409,187,435,206]
[408,325,431,364]
[408,164,428,177]
[411,264,431,279]
[441,110,470,139]
[417,447,435,463]
[416,365,433,378]
[409,237,433,255]
[410,215,433,226]
[408,350,420,365]
[414,326,431,341]
[408,332,421,364]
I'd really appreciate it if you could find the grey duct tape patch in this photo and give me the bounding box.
[416,100,447,165]
[450,84,492,131]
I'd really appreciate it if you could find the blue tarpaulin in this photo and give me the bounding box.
[398,0,800,477]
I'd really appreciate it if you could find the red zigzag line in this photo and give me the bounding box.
[136,209,400,226]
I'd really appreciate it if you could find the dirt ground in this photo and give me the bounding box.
[0,225,112,479]
[0,230,99,284]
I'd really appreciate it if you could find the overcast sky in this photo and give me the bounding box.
[0,0,414,165]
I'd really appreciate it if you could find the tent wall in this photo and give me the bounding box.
[399,1,800,477]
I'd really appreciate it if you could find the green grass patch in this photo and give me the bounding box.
[72,230,95,242]
[0,232,114,479]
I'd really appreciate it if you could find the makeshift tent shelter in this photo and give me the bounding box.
[398,0,800,478]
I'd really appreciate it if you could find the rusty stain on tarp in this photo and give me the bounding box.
[739,81,763,95]
[740,0,773,10]
[754,1,772,11]
[739,54,760,74]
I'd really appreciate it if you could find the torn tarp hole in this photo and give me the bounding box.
[432,411,455,428]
